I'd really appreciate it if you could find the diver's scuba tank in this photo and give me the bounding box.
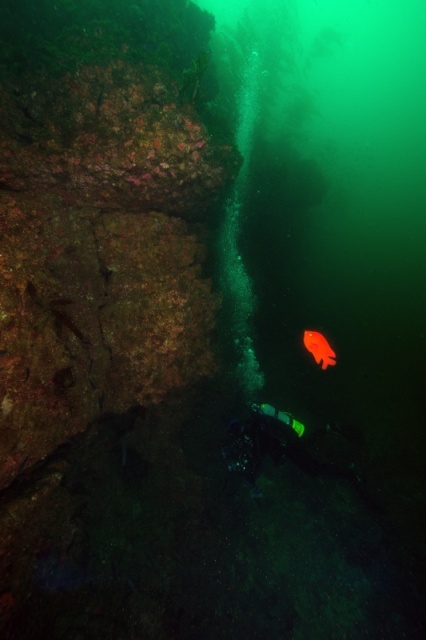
[252,403,305,438]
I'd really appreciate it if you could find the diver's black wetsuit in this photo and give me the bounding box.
[223,409,361,488]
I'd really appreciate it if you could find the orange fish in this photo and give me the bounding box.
[303,330,336,370]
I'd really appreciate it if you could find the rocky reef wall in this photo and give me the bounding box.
[0,60,239,493]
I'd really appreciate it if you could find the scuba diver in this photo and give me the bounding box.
[222,403,363,496]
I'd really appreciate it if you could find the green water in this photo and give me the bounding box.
[197,0,426,551]
[296,0,426,465]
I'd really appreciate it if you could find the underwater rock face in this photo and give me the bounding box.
[97,211,219,410]
[0,60,240,219]
[0,197,219,492]
[0,60,228,492]
[0,61,240,220]
[0,196,106,492]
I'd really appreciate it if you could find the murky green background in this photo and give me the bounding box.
[198,0,426,549]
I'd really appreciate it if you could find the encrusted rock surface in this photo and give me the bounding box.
[0,60,235,493]
[0,61,240,219]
